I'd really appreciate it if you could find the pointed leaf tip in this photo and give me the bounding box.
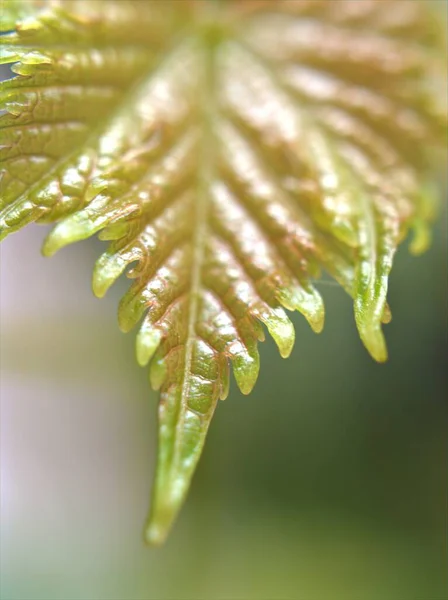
[145,520,169,547]
[409,219,432,256]
[261,308,295,358]
[136,325,162,367]
[42,214,100,257]
[92,253,128,298]
[357,322,388,363]
[232,350,260,395]
[145,395,217,546]
[278,286,325,335]
[145,495,180,547]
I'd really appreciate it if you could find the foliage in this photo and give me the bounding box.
[0,0,446,544]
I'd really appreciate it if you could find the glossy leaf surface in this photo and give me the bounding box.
[0,0,446,544]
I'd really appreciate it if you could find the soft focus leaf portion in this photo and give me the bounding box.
[0,0,446,544]
[0,0,42,32]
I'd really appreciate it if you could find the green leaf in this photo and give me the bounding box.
[1,0,446,544]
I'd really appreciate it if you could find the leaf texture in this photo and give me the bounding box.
[0,0,446,544]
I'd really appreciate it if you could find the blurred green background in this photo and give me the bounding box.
[1,209,446,599]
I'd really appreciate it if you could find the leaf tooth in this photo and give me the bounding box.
[382,303,392,325]
[278,284,325,334]
[42,197,109,256]
[42,220,87,256]
[353,253,391,362]
[353,223,393,364]
[355,315,388,364]
[333,142,399,362]
[230,342,260,395]
[258,306,295,358]
[92,251,127,298]
[409,220,431,256]
[136,320,162,367]
[20,50,53,65]
[2,99,26,116]
[149,354,168,391]
[42,184,141,256]
[118,288,149,334]
[0,47,50,65]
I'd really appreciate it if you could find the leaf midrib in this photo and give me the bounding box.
[170,38,219,489]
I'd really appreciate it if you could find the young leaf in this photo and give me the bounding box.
[0,0,446,545]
